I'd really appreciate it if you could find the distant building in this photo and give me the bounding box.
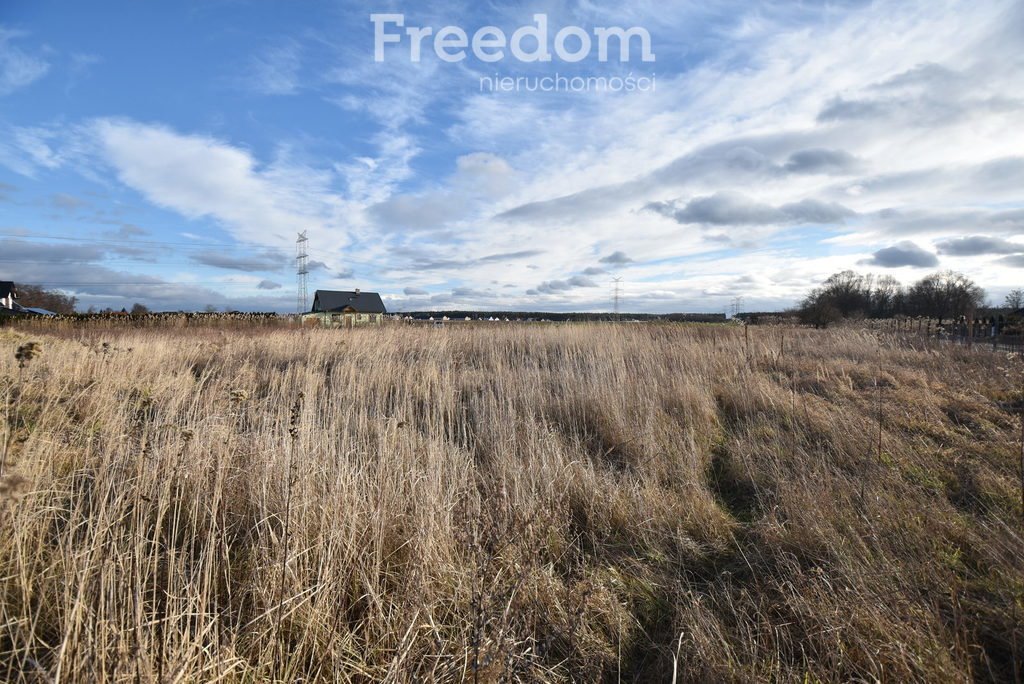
[304,289,386,327]
[22,307,56,317]
[0,281,16,310]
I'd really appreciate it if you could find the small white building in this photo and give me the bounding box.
[0,282,16,310]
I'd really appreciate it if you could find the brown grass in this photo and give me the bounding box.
[0,322,1022,682]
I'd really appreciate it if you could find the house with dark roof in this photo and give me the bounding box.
[0,282,16,311]
[305,289,386,327]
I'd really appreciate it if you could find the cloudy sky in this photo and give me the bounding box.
[0,0,1022,313]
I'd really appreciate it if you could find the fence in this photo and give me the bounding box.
[870,316,1024,353]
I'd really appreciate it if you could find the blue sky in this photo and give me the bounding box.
[1,0,1022,312]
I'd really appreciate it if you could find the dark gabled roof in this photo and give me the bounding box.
[311,290,387,314]
[0,281,14,298]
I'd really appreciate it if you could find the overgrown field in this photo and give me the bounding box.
[1,323,1022,682]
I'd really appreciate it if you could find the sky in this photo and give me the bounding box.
[0,0,1022,313]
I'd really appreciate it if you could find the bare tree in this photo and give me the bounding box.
[906,271,985,324]
[871,275,904,318]
[1005,289,1024,310]
[15,284,78,314]
[800,270,984,324]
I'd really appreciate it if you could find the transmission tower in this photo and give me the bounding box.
[612,277,623,320]
[730,296,745,319]
[296,231,309,314]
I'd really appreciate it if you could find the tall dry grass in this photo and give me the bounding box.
[0,323,1022,682]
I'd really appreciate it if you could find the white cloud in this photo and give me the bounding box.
[246,41,302,95]
[91,118,351,250]
[367,152,519,232]
[0,27,49,96]
[453,152,518,197]
[0,124,66,177]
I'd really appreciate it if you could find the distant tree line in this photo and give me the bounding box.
[84,303,151,315]
[799,270,994,327]
[15,284,79,315]
[15,284,155,316]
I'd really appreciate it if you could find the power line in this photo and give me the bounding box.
[612,277,623,319]
[0,232,384,268]
[0,255,382,270]
[0,231,240,249]
[0,258,269,266]
[21,280,289,286]
[296,231,309,315]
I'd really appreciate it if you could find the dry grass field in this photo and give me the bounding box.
[1,322,1022,682]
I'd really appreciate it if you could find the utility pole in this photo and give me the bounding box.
[613,277,623,320]
[296,231,309,315]
[731,296,745,319]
